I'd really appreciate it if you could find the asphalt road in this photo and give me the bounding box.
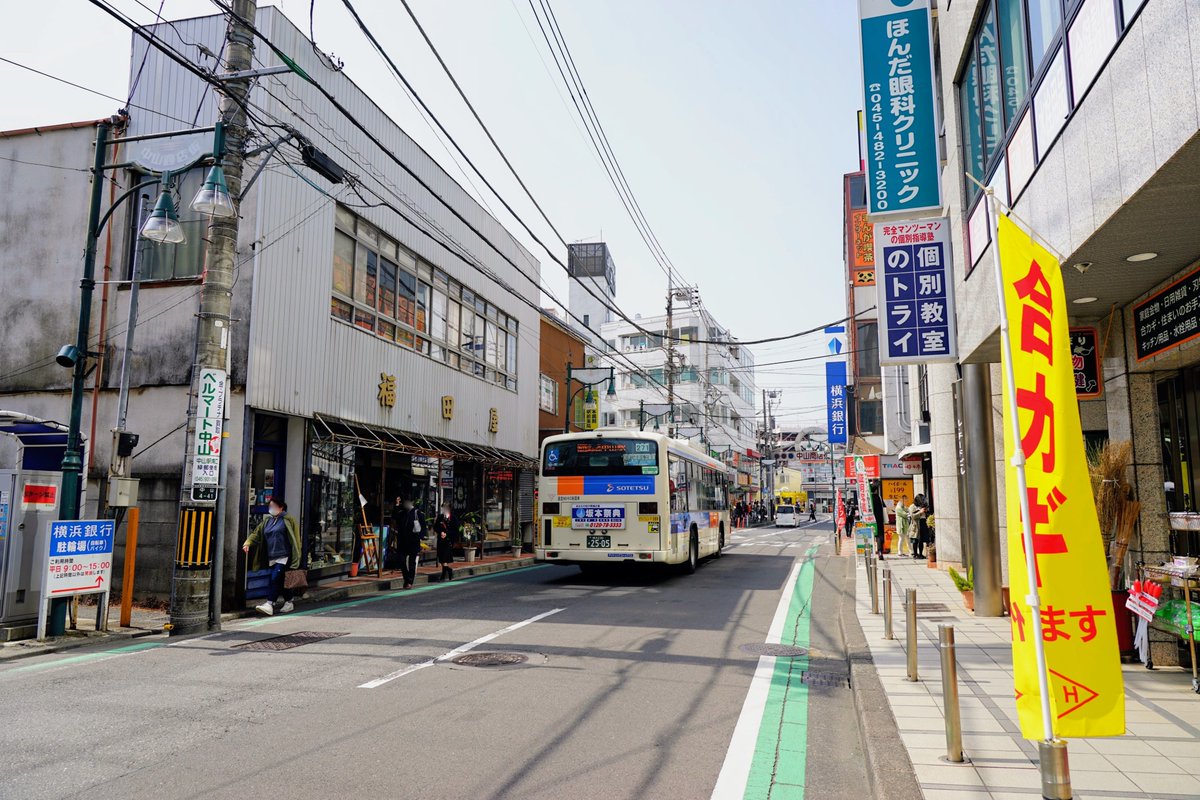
[0,518,870,800]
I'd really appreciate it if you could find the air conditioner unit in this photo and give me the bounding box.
[623,419,638,428]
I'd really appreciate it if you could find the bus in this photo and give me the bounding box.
[535,429,731,573]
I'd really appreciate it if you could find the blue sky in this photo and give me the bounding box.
[1,0,862,427]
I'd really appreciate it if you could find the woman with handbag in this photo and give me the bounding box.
[434,502,458,582]
[243,497,303,616]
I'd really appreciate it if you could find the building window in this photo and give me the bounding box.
[957,0,1128,220]
[539,374,557,414]
[855,321,881,378]
[331,205,517,390]
[858,399,883,435]
[582,314,590,328]
[127,168,207,281]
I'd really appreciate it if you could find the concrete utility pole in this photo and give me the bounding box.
[169,0,257,636]
[665,279,675,438]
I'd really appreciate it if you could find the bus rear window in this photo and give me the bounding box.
[542,439,658,476]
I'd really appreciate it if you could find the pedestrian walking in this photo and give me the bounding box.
[392,496,424,588]
[243,497,302,616]
[434,502,457,582]
[894,493,912,556]
[808,501,816,522]
[870,482,887,559]
[844,495,858,539]
[910,494,930,559]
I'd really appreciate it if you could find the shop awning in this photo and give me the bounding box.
[897,442,933,459]
[311,414,536,469]
[0,411,71,471]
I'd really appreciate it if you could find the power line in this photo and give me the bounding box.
[533,0,681,285]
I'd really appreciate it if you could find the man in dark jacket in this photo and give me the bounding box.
[393,497,423,589]
[870,481,887,559]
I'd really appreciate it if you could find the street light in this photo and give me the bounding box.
[190,164,235,218]
[140,188,187,244]
[564,363,617,433]
[50,118,222,636]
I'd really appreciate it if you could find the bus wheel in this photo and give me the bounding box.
[683,528,699,574]
[716,522,725,557]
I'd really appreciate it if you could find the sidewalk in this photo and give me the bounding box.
[0,553,536,663]
[854,553,1200,799]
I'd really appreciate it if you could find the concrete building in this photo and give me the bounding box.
[885,0,1195,665]
[599,305,758,473]
[566,242,616,351]
[0,8,541,607]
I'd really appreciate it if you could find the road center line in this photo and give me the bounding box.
[357,607,565,689]
[710,558,805,799]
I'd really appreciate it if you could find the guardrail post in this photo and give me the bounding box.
[906,588,918,681]
[939,624,963,762]
[883,565,894,639]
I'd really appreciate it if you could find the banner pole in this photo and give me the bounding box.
[986,187,1056,744]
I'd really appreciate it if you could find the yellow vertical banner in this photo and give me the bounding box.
[997,214,1125,738]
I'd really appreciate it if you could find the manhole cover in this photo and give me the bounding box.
[915,603,950,613]
[234,631,348,651]
[801,670,850,688]
[450,652,529,667]
[739,643,809,658]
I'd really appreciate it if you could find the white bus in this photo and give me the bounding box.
[535,430,731,573]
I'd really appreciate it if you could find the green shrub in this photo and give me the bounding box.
[948,565,974,591]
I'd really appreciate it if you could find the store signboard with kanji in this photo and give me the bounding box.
[858,0,941,217]
[875,218,958,364]
[191,368,226,487]
[997,213,1124,738]
[1070,327,1103,398]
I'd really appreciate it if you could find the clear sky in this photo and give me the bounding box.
[1,0,862,428]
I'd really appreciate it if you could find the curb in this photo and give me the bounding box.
[220,556,538,623]
[838,553,923,800]
[0,626,159,664]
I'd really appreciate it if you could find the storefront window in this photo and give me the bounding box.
[307,441,358,569]
[484,470,514,539]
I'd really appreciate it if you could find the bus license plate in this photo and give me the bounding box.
[586,535,611,549]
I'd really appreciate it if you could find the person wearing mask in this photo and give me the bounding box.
[870,482,887,559]
[243,497,302,616]
[894,493,913,557]
[434,502,457,582]
[395,497,423,589]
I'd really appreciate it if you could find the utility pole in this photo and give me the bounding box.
[169,0,257,636]
[665,278,675,437]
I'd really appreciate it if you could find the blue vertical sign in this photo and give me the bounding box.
[875,218,958,364]
[859,0,941,216]
[825,325,848,444]
[826,361,848,444]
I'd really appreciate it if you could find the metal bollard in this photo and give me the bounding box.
[1039,740,1072,800]
[883,566,894,639]
[906,588,918,681]
[868,557,880,614]
[939,625,963,762]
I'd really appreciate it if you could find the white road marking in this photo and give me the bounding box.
[357,607,565,688]
[710,559,805,799]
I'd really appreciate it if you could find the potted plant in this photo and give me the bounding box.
[949,566,974,612]
[926,515,937,567]
[459,511,481,563]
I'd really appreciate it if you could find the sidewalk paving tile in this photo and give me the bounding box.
[853,555,1200,799]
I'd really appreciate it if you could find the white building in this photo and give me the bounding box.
[599,307,757,456]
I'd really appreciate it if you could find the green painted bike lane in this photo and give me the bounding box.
[744,545,819,800]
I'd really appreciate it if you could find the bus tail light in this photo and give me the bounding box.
[637,553,652,560]
[638,501,658,515]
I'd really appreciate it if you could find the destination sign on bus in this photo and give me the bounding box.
[571,504,626,529]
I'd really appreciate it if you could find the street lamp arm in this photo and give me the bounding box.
[94,178,161,237]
